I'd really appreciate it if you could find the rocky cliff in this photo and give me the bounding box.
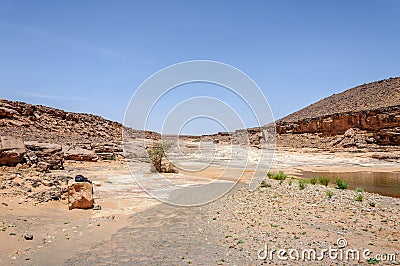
[275,77,400,148]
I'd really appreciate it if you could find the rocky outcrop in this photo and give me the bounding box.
[63,146,98,162]
[24,141,64,170]
[68,182,94,210]
[0,98,160,156]
[271,77,400,148]
[0,106,19,118]
[0,136,26,165]
[276,105,400,136]
[375,127,400,145]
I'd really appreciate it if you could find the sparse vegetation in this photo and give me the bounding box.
[260,180,271,188]
[326,190,333,199]
[147,142,176,173]
[335,178,348,189]
[355,193,364,202]
[318,177,330,186]
[299,180,306,190]
[267,171,287,180]
[309,177,317,185]
[103,153,116,160]
[355,187,364,192]
[366,258,380,264]
[369,202,376,207]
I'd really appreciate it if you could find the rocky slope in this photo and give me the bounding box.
[192,77,400,150]
[0,98,160,204]
[280,77,400,122]
[274,77,400,149]
[0,98,160,168]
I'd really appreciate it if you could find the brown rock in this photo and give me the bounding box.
[63,146,98,162]
[24,141,64,170]
[68,182,94,210]
[0,106,19,118]
[0,136,26,165]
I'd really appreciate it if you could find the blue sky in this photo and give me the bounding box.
[1,0,399,135]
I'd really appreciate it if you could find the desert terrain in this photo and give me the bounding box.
[1,77,400,265]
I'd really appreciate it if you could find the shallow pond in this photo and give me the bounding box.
[301,170,400,198]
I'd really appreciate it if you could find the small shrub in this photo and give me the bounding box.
[104,153,116,160]
[267,171,287,180]
[318,177,330,186]
[369,202,376,207]
[288,178,293,186]
[147,142,173,173]
[355,193,364,202]
[326,190,333,199]
[260,180,271,188]
[355,187,364,192]
[309,177,317,185]
[335,178,348,189]
[366,258,380,264]
[299,180,306,190]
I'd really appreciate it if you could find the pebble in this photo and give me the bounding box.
[23,233,33,240]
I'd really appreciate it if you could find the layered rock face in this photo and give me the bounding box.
[274,77,400,147]
[276,105,400,145]
[192,77,400,149]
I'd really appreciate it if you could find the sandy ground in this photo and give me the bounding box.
[0,146,400,265]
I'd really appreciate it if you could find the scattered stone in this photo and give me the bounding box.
[37,162,50,172]
[20,186,32,193]
[68,182,94,210]
[93,205,102,210]
[23,233,33,240]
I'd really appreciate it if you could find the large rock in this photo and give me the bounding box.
[63,146,98,161]
[0,106,19,118]
[0,136,26,165]
[24,141,64,169]
[68,182,94,210]
[375,127,400,145]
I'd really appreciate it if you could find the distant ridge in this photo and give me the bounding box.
[280,77,400,123]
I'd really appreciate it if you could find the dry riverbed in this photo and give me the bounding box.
[0,148,399,265]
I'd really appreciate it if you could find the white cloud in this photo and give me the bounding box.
[24,92,84,101]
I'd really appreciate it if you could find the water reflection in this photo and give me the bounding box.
[301,171,400,198]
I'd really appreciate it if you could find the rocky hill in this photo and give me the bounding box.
[196,77,400,150]
[0,98,160,169]
[280,77,400,123]
[275,77,400,148]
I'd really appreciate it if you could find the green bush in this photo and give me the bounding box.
[355,193,363,202]
[309,177,317,185]
[355,187,364,192]
[335,178,348,189]
[299,180,306,190]
[326,190,333,199]
[267,171,287,180]
[369,202,376,207]
[318,177,330,186]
